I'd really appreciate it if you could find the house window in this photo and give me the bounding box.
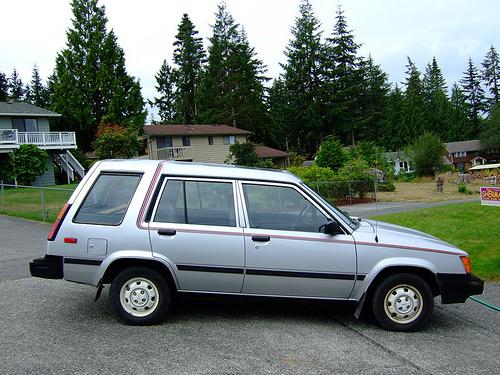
[223,135,236,145]
[182,136,191,146]
[156,137,173,149]
[12,118,38,132]
[208,136,214,145]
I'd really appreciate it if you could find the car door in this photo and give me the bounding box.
[239,181,357,299]
[149,177,244,293]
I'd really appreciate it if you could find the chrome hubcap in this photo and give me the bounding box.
[384,284,423,324]
[120,277,159,317]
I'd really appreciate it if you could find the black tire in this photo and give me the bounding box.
[109,266,171,325]
[371,273,433,332]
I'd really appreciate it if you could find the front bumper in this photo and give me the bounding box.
[438,273,484,304]
[29,255,63,279]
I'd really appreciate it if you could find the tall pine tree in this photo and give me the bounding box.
[280,0,324,154]
[448,83,472,141]
[324,5,364,145]
[26,65,48,107]
[0,72,8,101]
[198,3,267,136]
[150,60,177,124]
[9,69,24,101]
[481,45,499,111]
[460,57,486,138]
[381,84,405,150]
[422,57,452,139]
[50,0,146,151]
[401,57,426,145]
[173,14,206,124]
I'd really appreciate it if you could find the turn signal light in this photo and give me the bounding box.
[47,204,71,241]
[460,256,472,273]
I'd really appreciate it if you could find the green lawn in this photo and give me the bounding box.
[0,183,77,223]
[373,202,500,281]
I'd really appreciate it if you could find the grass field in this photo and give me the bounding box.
[374,202,500,281]
[0,184,76,223]
[377,181,483,202]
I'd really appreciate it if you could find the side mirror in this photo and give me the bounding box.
[322,220,342,236]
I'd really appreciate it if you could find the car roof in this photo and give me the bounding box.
[97,159,300,184]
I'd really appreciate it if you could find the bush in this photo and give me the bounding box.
[0,144,48,185]
[377,181,396,192]
[407,133,444,177]
[458,184,472,195]
[94,124,140,159]
[287,165,336,184]
[226,142,260,166]
[315,137,347,170]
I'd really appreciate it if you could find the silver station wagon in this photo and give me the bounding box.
[30,160,483,331]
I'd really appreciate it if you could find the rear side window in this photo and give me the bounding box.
[74,174,141,225]
[154,179,236,227]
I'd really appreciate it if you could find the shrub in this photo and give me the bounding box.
[287,165,336,184]
[288,152,306,167]
[0,144,48,185]
[458,184,472,195]
[377,181,396,192]
[407,133,444,177]
[226,142,260,166]
[315,137,347,170]
[94,124,140,159]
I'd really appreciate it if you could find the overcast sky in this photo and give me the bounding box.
[1,0,499,110]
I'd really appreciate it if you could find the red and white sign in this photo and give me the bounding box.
[480,186,500,206]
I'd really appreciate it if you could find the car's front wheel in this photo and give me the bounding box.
[110,266,171,325]
[371,273,434,331]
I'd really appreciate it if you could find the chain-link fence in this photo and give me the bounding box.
[0,179,376,223]
[0,182,75,222]
[307,180,377,206]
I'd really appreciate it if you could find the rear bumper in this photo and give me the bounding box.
[29,255,63,279]
[438,273,484,304]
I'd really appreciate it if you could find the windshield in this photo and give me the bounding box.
[300,182,359,230]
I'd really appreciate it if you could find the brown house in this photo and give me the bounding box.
[445,140,499,171]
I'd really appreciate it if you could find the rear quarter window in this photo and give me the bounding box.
[74,173,142,226]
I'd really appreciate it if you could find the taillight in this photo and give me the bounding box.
[460,256,472,273]
[47,204,71,241]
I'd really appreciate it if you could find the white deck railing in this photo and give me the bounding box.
[0,130,76,148]
[156,146,193,160]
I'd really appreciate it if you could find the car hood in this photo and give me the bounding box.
[352,219,465,255]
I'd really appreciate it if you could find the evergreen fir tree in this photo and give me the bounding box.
[150,60,177,124]
[481,45,499,111]
[9,69,24,101]
[460,57,486,137]
[401,57,426,144]
[26,65,48,107]
[422,57,452,139]
[0,72,8,101]
[324,5,363,145]
[382,84,405,150]
[266,78,289,149]
[357,55,390,143]
[173,13,206,124]
[279,0,324,154]
[50,0,146,151]
[199,3,267,137]
[449,83,472,141]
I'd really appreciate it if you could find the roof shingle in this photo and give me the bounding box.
[144,124,251,136]
[0,101,61,117]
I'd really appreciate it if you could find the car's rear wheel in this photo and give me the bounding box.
[371,273,433,331]
[110,266,170,325]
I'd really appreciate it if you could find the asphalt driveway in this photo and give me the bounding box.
[1,214,499,374]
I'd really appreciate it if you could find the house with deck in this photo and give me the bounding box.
[144,124,289,168]
[0,102,84,186]
[445,140,499,171]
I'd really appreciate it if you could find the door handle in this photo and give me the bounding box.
[252,235,270,242]
[158,229,176,236]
